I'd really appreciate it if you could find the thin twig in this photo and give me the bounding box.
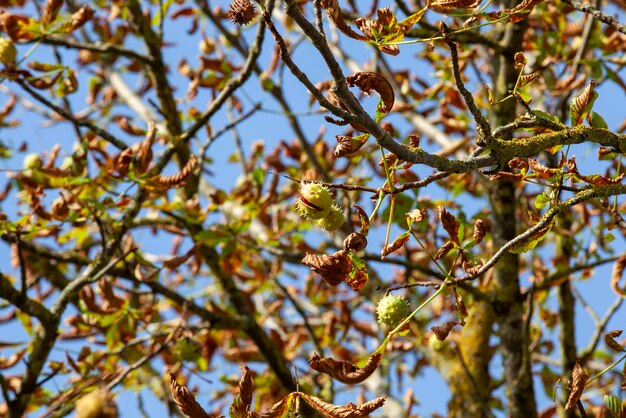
[37,35,153,63]
[560,0,626,34]
[454,185,626,284]
[17,80,128,150]
[441,22,494,145]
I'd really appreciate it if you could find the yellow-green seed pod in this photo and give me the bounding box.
[297,181,333,220]
[316,205,344,231]
[376,294,410,328]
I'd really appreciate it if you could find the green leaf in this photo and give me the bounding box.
[603,394,624,418]
[534,192,550,209]
[604,232,615,243]
[532,110,561,125]
[251,167,265,188]
[375,98,388,123]
[382,193,414,229]
[397,7,427,33]
[517,90,532,105]
[510,221,553,254]
[589,111,608,129]
[194,227,231,245]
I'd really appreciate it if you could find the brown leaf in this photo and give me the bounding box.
[605,330,625,352]
[438,207,460,244]
[435,240,455,260]
[308,352,382,384]
[169,373,221,418]
[461,254,483,275]
[428,0,481,14]
[345,262,368,291]
[568,156,625,186]
[519,71,542,87]
[0,12,36,41]
[490,0,545,22]
[528,158,557,179]
[346,72,395,114]
[489,172,523,181]
[299,392,385,418]
[58,5,94,32]
[42,0,63,25]
[352,205,370,235]
[508,157,529,172]
[333,135,369,158]
[0,348,26,369]
[321,0,368,41]
[302,250,352,286]
[472,219,487,244]
[111,116,146,136]
[343,232,368,252]
[611,255,626,298]
[381,232,410,259]
[514,52,527,69]
[229,366,253,417]
[151,155,198,188]
[431,321,460,341]
[565,362,588,410]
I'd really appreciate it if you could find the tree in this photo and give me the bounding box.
[0,0,624,417]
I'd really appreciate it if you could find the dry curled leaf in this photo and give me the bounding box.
[42,0,63,26]
[345,261,368,291]
[353,7,426,56]
[0,12,36,41]
[0,348,26,369]
[431,321,460,341]
[321,0,368,41]
[299,392,385,418]
[229,366,253,417]
[472,219,487,244]
[570,80,597,126]
[63,5,94,32]
[343,232,368,252]
[302,250,352,286]
[308,352,382,384]
[435,240,455,260]
[381,232,410,260]
[333,135,369,158]
[611,255,626,298]
[428,0,481,14]
[487,0,545,22]
[567,156,625,186]
[151,155,198,187]
[438,207,460,244]
[352,205,370,235]
[169,373,220,418]
[605,330,625,352]
[565,362,588,410]
[346,72,395,114]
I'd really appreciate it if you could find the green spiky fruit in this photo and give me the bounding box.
[316,205,344,231]
[297,181,333,220]
[0,38,16,66]
[75,389,118,418]
[376,294,410,328]
[23,153,43,170]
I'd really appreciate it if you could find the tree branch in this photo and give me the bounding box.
[560,0,626,34]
